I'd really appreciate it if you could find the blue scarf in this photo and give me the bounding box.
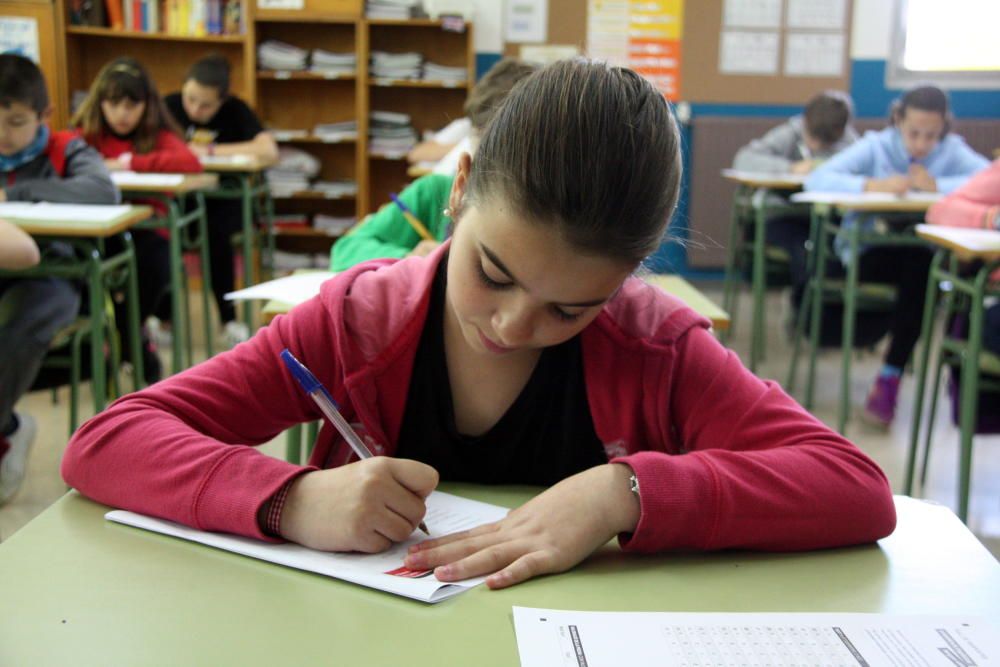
[0,124,49,173]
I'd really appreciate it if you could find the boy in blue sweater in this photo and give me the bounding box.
[805,86,989,427]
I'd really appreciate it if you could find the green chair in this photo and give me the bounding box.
[721,185,800,371]
[905,250,1000,522]
[786,205,925,432]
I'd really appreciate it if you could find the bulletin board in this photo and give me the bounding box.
[683,0,853,104]
[501,0,853,105]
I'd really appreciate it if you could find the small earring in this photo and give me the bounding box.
[443,207,453,217]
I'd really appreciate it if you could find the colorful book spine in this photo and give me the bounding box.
[104,0,124,29]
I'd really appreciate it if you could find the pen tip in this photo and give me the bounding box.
[418,521,429,536]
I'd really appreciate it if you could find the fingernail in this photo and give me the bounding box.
[404,554,424,568]
[436,565,453,579]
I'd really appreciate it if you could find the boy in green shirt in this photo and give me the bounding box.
[331,58,536,271]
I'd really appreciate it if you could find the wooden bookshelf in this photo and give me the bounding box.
[54,3,474,252]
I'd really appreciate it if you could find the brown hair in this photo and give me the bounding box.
[186,54,231,98]
[0,53,48,114]
[72,57,181,154]
[803,90,854,146]
[890,85,951,136]
[464,59,682,265]
[463,58,537,132]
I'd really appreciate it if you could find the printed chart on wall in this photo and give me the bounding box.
[720,0,848,77]
[587,0,684,100]
[0,16,39,63]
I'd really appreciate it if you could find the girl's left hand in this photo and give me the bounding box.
[104,158,126,171]
[403,463,641,589]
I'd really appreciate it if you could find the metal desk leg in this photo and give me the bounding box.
[905,249,946,494]
[240,174,255,331]
[838,223,860,434]
[122,232,144,390]
[194,192,215,360]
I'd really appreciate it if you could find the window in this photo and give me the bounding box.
[888,0,1000,89]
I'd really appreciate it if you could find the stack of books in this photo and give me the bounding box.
[258,40,308,71]
[366,0,423,19]
[311,50,356,77]
[267,147,320,197]
[312,180,358,199]
[105,0,242,35]
[313,121,358,142]
[369,111,417,157]
[370,51,422,80]
[423,61,466,85]
[314,214,357,236]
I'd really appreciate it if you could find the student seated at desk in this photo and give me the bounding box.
[64,61,895,590]
[165,54,279,347]
[926,158,1000,357]
[332,58,536,271]
[732,90,858,307]
[806,85,990,427]
[0,54,118,504]
[73,57,204,381]
[406,116,469,167]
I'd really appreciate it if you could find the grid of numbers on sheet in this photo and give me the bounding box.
[660,625,863,666]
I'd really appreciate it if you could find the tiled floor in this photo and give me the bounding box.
[1,284,998,560]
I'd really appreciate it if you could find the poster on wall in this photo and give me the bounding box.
[587,0,684,100]
[505,0,549,43]
[0,16,39,63]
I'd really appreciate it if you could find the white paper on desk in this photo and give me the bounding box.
[721,168,808,184]
[513,607,1000,667]
[224,271,336,304]
[107,491,510,603]
[111,171,186,187]
[915,224,1000,252]
[791,191,943,205]
[200,154,253,166]
[0,202,132,222]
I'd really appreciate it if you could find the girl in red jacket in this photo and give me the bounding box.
[72,57,203,382]
[63,60,896,588]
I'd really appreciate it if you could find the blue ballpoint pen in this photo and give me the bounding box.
[280,349,429,535]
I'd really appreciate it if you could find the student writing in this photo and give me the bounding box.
[805,86,990,427]
[732,91,858,309]
[0,54,118,504]
[165,54,279,347]
[63,61,895,589]
[332,58,536,271]
[73,57,204,382]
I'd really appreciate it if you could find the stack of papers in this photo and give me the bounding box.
[423,61,467,84]
[312,180,358,199]
[370,50,422,79]
[366,0,422,20]
[313,214,357,235]
[369,111,418,157]
[267,147,321,197]
[311,49,356,76]
[271,129,309,141]
[258,40,308,71]
[313,120,358,142]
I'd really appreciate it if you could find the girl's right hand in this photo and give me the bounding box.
[279,457,439,553]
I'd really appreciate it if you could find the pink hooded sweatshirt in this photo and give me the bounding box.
[63,243,896,553]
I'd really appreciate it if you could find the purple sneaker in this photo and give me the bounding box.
[863,375,900,428]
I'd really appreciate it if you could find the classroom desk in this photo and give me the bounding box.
[0,205,152,410]
[787,191,941,433]
[906,224,1000,522]
[257,271,731,332]
[200,155,277,331]
[720,169,807,372]
[644,274,730,331]
[115,172,219,372]
[0,491,996,665]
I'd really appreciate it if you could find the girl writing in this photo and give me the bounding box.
[72,57,204,382]
[63,61,895,589]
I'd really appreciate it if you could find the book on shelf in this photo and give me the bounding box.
[98,0,242,34]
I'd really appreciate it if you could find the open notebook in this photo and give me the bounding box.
[106,491,510,603]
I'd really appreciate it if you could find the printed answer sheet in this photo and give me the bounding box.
[107,491,510,603]
[110,172,186,187]
[513,608,999,666]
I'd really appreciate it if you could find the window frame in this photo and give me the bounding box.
[887,0,1000,90]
